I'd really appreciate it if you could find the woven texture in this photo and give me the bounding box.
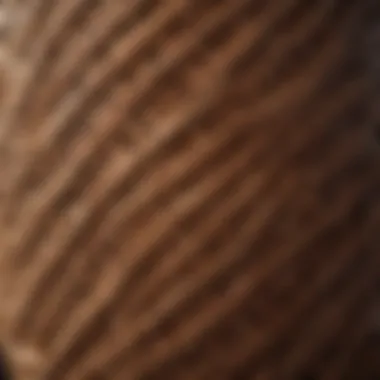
[0,1,380,379]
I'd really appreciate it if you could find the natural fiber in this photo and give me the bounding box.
[0,1,379,379]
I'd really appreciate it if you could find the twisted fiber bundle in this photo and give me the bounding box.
[0,0,380,379]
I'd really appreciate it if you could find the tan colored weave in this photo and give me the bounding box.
[0,1,380,379]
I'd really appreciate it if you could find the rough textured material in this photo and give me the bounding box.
[0,1,379,379]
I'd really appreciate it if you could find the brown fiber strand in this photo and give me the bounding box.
[0,1,380,379]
